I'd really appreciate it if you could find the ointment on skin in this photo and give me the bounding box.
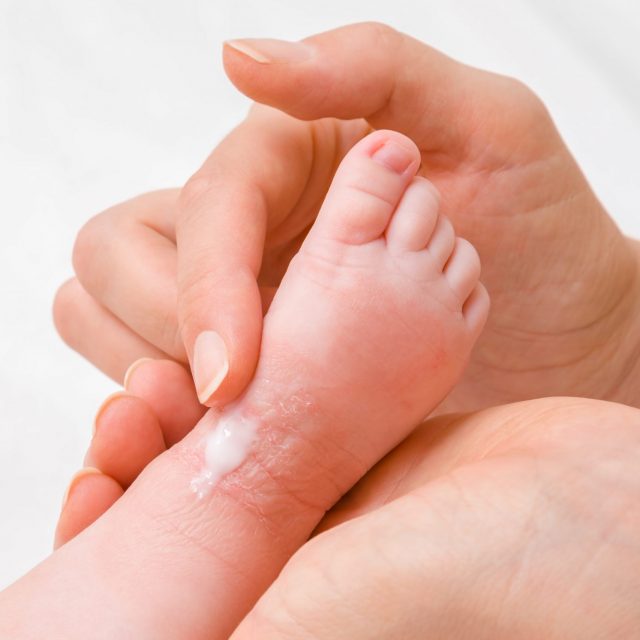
[190,408,258,497]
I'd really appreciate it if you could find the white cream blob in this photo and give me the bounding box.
[191,409,258,497]
[204,414,256,475]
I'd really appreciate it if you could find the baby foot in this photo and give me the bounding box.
[218,130,487,501]
[58,129,488,541]
[36,130,488,639]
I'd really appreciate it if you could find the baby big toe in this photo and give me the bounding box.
[312,130,421,245]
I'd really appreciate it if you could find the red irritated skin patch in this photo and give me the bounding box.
[186,386,340,515]
[160,132,487,561]
[170,129,487,548]
[190,409,259,499]
[25,130,488,640]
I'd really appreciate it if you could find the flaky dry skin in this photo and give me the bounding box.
[2,129,487,639]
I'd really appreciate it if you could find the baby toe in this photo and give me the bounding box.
[443,238,482,302]
[425,212,456,269]
[462,281,491,336]
[311,130,421,245]
[385,177,440,252]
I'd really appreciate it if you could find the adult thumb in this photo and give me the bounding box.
[223,22,552,160]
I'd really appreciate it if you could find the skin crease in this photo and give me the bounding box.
[4,130,490,640]
[236,399,640,639]
[55,24,640,412]
[35,21,640,638]
[58,365,640,639]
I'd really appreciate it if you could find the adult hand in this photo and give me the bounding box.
[55,23,640,411]
[232,398,640,638]
[52,365,640,638]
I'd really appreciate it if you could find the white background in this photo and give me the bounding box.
[1,0,639,589]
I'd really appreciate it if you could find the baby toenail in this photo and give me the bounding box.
[371,140,416,174]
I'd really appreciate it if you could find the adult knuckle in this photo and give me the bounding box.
[249,567,324,639]
[71,210,117,288]
[179,264,252,321]
[177,267,218,321]
[358,21,398,45]
[505,77,551,124]
[508,77,541,103]
[524,398,640,453]
[71,217,99,279]
[177,172,221,225]
[52,278,82,345]
[158,307,185,359]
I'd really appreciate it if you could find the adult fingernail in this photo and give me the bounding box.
[225,38,313,63]
[123,357,154,391]
[61,467,102,510]
[371,140,416,175]
[92,392,126,437]
[193,331,229,404]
